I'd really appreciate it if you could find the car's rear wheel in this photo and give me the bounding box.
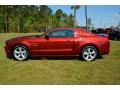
[81,46,98,61]
[12,45,29,61]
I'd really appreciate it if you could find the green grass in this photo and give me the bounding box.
[0,33,120,85]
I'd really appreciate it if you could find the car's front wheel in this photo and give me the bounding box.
[81,46,98,61]
[12,45,29,61]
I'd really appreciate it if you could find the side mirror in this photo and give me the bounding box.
[45,35,49,40]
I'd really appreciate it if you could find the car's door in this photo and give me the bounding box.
[37,29,76,56]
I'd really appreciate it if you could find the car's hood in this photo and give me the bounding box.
[15,35,41,39]
[6,35,41,43]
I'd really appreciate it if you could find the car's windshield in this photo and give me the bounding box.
[40,29,53,37]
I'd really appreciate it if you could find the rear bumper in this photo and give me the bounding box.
[99,41,110,55]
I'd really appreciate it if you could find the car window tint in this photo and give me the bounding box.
[65,30,74,37]
[48,30,74,38]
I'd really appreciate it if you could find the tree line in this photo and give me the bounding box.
[0,5,80,33]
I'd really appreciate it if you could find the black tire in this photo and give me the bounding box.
[80,46,98,61]
[12,45,29,61]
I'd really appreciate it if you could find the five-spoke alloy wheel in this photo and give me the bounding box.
[81,46,98,61]
[12,45,29,61]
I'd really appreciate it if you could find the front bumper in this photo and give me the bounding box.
[4,46,12,58]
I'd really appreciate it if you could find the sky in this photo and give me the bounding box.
[48,5,120,28]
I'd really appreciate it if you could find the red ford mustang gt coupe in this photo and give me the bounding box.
[4,28,110,61]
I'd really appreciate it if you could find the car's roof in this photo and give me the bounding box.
[53,27,86,31]
[53,27,94,36]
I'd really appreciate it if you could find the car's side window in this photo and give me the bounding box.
[48,30,74,38]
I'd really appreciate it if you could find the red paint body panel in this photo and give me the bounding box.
[4,28,110,58]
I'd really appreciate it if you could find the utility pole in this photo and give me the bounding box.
[85,5,88,30]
